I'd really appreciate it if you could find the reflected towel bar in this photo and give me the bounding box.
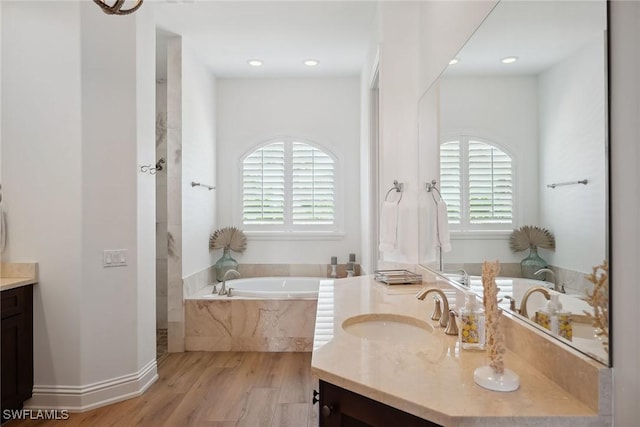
[547,179,588,189]
[191,181,216,191]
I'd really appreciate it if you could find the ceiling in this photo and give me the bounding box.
[155,1,378,80]
[444,0,607,76]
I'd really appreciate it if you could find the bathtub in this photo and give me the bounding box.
[187,276,322,299]
[184,277,327,352]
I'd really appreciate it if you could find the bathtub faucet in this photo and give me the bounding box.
[533,268,564,293]
[219,269,240,296]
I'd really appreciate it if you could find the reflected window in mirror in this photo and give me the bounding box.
[440,136,513,231]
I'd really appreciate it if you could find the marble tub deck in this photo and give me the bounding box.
[185,288,317,352]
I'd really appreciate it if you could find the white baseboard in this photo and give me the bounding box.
[24,359,158,412]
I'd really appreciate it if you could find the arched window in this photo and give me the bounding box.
[242,139,336,230]
[440,137,513,230]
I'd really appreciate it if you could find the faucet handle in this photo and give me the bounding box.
[431,297,443,321]
[444,310,459,336]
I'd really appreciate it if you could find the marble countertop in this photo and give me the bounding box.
[311,275,607,427]
[1,262,38,291]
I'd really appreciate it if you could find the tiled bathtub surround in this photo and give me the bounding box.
[237,263,361,279]
[185,294,317,352]
[181,263,356,352]
[183,265,216,297]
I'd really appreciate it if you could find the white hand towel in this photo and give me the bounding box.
[379,200,399,252]
[437,200,451,253]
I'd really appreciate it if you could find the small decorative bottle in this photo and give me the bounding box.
[330,256,338,278]
[459,293,486,350]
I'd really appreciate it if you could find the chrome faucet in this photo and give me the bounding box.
[533,268,564,293]
[219,269,240,296]
[444,269,470,287]
[416,287,454,332]
[518,286,551,318]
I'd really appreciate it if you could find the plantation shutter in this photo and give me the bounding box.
[439,141,462,224]
[468,140,513,224]
[292,142,335,224]
[242,142,285,224]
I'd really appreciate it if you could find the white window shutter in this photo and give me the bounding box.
[440,137,513,229]
[292,142,335,225]
[242,140,335,228]
[440,141,462,224]
[242,142,285,224]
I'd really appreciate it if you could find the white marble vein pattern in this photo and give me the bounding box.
[185,298,317,352]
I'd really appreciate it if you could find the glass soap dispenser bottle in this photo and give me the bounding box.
[534,294,573,341]
[459,293,486,350]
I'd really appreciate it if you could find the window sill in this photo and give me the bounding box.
[245,230,346,241]
[450,230,511,240]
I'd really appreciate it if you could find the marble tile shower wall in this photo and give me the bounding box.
[166,38,184,352]
[155,111,168,330]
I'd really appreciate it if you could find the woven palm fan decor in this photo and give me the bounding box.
[509,226,556,280]
[210,227,247,281]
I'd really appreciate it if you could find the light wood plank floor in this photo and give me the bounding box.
[6,352,319,427]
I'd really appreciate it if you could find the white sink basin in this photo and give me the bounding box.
[342,314,435,346]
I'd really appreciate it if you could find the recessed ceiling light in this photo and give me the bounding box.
[449,58,460,65]
[501,56,519,64]
[304,59,319,67]
[247,59,263,67]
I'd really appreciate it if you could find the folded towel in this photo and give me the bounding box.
[437,200,451,252]
[379,200,399,252]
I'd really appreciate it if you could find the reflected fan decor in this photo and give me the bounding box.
[209,227,247,282]
[509,226,556,279]
[93,0,144,15]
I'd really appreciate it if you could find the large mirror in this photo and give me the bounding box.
[418,0,609,365]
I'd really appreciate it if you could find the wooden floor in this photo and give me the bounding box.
[7,352,319,427]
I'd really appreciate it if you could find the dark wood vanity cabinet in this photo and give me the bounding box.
[1,285,34,418]
[318,380,442,427]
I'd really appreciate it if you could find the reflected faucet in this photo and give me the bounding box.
[416,287,452,331]
[219,269,240,296]
[444,269,470,287]
[519,286,551,318]
[533,268,564,293]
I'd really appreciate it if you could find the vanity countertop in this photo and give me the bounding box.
[311,275,609,427]
[1,262,38,291]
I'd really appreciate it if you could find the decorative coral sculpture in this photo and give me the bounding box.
[474,260,519,392]
[482,260,505,374]
[584,260,609,352]
[209,226,247,254]
[509,225,556,252]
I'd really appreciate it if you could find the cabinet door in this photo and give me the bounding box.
[1,285,34,413]
[319,381,441,427]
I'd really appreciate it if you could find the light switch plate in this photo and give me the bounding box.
[103,249,128,268]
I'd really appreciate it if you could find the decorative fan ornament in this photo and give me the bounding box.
[209,227,247,254]
[509,226,555,252]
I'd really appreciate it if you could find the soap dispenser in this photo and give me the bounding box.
[459,293,486,350]
[534,294,573,341]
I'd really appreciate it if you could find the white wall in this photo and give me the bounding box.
[439,76,540,264]
[539,37,607,274]
[181,44,217,277]
[609,2,640,425]
[376,1,420,264]
[1,0,156,409]
[2,0,84,387]
[217,78,361,264]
